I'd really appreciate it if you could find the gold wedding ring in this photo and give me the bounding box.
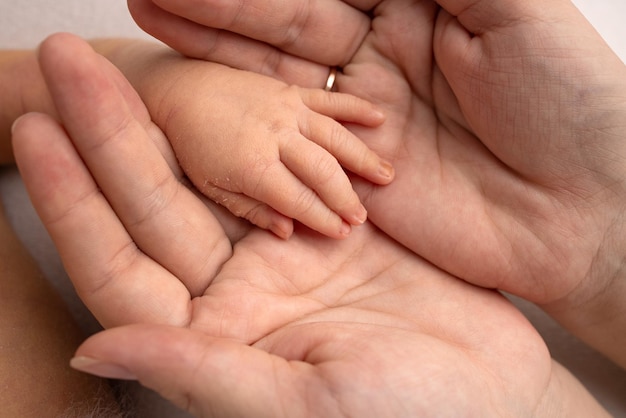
[324,67,338,91]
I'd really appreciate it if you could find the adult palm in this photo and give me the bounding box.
[80,224,565,417]
[342,0,626,311]
[121,0,626,368]
[13,33,579,417]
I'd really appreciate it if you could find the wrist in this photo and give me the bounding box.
[542,209,626,369]
[534,361,610,417]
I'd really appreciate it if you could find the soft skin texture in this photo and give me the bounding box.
[0,36,152,418]
[14,33,610,418]
[126,0,374,86]
[322,0,626,369]
[0,50,53,162]
[129,0,626,371]
[107,44,393,240]
[129,2,626,357]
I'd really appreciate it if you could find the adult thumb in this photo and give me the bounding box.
[70,324,307,417]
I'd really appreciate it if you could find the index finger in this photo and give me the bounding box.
[36,33,233,297]
[128,0,373,85]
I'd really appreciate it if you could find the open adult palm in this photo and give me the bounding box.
[340,0,626,311]
[76,223,582,417]
[13,33,603,417]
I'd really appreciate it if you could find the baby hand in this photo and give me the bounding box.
[166,65,393,239]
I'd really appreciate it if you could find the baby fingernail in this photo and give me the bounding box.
[379,160,394,180]
[70,356,137,380]
[353,204,367,225]
[269,222,293,240]
[340,221,352,236]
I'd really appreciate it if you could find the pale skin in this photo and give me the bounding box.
[131,0,626,369]
[338,0,626,370]
[112,45,393,240]
[0,8,387,418]
[0,34,241,415]
[126,0,371,85]
[0,43,127,416]
[13,32,612,417]
[5,0,626,415]
[2,35,392,241]
[68,0,626,411]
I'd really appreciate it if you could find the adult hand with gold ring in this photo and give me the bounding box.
[337,0,626,370]
[143,0,626,372]
[126,0,373,87]
[14,35,603,418]
[324,67,338,91]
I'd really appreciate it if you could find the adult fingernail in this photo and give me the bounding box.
[70,356,137,380]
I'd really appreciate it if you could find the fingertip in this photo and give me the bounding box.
[368,107,386,126]
[11,113,61,160]
[347,203,368,226]
[11,112,47,136]
[375,159,395,184]
[269,218,294,240]
[313,217,353,240]
[70,356,138,381]
[10,114,23,135]
[339,220,352,238]
[38,32,86,71]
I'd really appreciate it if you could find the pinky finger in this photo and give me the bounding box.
[202,186,294,240]
[127,0,330,87]
[12,113,191,328]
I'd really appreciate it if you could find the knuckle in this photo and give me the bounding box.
[241,157,278,196]
[127,176,180,229]
[276,3,311,51]
[290,188,319,218]
[242,203,271,228]
[89,240,140,296]
[310,153,341,189]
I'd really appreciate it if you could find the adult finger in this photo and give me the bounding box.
[435,0,565,35]
[12,113,191,328]
[127,0,372,84]
[71,324,307,418]
[127,0,327,86]
[37,33,232,296]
